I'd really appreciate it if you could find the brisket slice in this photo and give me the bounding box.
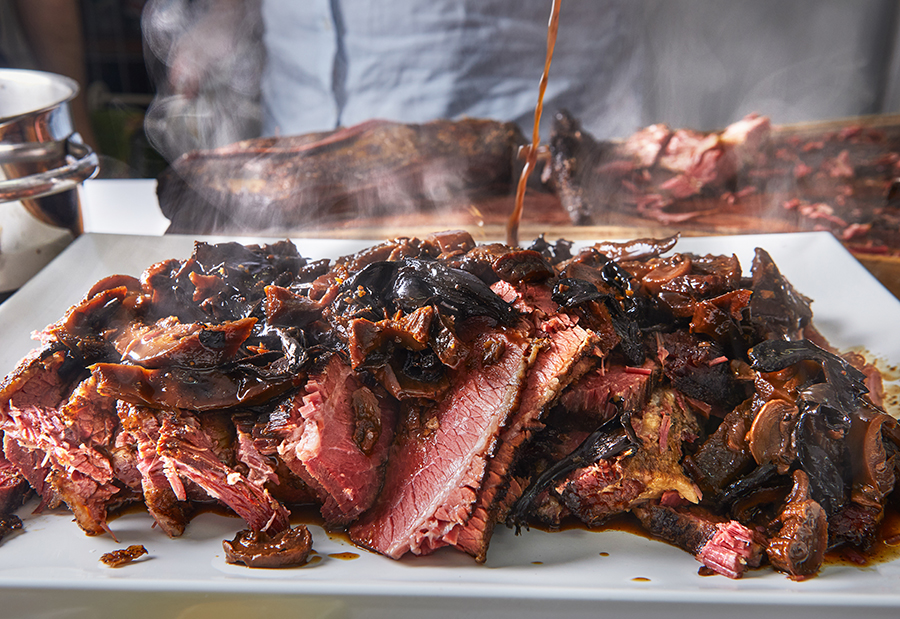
[349,327,533,559]
[233,417,281,488]
[451,285,603,561]
[117,402,190,537]
[45,376,122,535]
[559,359,658,424]
[0,345,81,413]
[271,355,397,526]
[0,347,71,505]
[1,347,122,535]
[154,408,290,534]
[232,415,317,506]
[118,401,292,536]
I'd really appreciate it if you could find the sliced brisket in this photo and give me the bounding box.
[349,327,532,559]
[270,355,397,526]
[155,408,290,533]
[117,402,190,537]
[452,312,602,560]
[1,348,122,535]
[559,359,658,424]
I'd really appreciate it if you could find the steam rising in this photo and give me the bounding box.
[142,0,265,162]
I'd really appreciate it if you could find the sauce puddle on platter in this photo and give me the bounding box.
[529,508,900,575]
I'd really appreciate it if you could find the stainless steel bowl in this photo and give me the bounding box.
[0,68,99,234]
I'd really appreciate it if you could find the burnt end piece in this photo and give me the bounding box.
[0,450,32,514]
[683,407,755,499]
[0,514,23,543]
[633,503,720,555]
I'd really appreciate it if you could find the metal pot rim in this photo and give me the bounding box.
[0,68,79,124]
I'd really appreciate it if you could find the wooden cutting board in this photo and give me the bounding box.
[301,185,900,303]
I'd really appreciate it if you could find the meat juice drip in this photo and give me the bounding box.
[506,0,561,248]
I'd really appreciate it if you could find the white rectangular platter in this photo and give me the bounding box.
[0,231,898,619]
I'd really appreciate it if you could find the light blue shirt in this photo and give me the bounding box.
[260,0,645,140]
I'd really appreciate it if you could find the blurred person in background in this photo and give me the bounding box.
[142,0,644,161]
[141,0,900,162]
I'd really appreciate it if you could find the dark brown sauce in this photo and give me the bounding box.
[823,505,900,569]
[323,527,354,546]
[106,501,151,522]
[108,500,242,528]
[288,504,326,528]
[506,0,562,248]
[632,577,651,582]
[328,551,360,561]
[532,511,650,538]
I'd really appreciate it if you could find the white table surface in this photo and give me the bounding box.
[80,178,170,236]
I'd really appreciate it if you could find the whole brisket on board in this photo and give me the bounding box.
[157,118,525,235]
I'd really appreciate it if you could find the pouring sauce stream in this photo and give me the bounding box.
[506,0,561,248]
